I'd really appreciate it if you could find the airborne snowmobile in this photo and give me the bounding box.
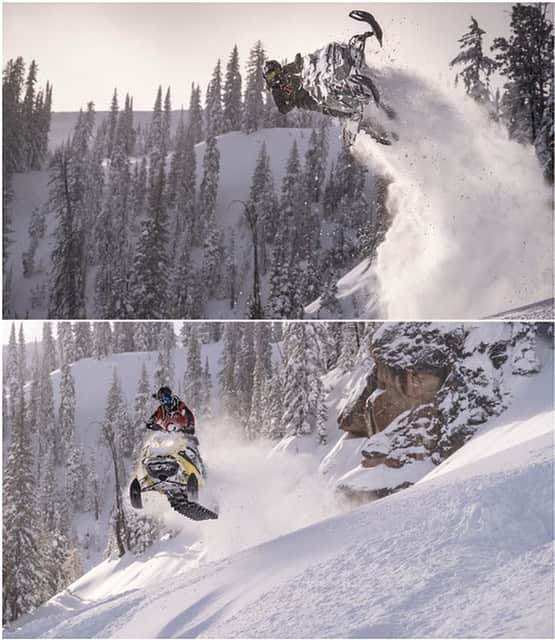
[129,415,218,521]
[264,10,396,146]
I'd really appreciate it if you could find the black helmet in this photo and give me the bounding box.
[156,386,173,406]
[264,60,282,86]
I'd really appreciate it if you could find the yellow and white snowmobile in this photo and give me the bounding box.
[129,424,218,521]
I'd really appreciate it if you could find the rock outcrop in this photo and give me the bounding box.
[335,322,545,500]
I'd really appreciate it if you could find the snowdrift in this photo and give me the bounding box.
[6,396,553,638]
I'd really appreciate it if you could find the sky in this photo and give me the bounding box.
[3,2,515,112]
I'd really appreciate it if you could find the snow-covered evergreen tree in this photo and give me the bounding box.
[41,321,58,373]
[3,324,49,624]
[450,17,497,104]
[184,326,203,411]
[206,59,224,137]
[58,360,76,456]
[201,357,213,417]
[223,44,243,132]
[242,41,266,133]
[92,321,113,359]
[73,321,93,360]
[220,322,241,417]
[130,87,171,317]
[155,322,176,388]
[282,323,323,436]
[188,83,204,143]
[261,368,284,440]
[492,4,553,147]
[132,361,151,461]
[197,133,220,243]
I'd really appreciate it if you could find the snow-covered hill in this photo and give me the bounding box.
[5,334,553,638]
[6,126,344,319]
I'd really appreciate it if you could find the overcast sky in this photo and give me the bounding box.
[3,2,515,112]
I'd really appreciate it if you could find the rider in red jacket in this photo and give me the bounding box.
[147,386,195,435]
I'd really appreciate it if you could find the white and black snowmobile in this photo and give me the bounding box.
[129,422,218,521]
[265,10,397,146]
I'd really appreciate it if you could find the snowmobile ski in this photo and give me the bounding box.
[349,10,384,47]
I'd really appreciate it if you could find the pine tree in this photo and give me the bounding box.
[57,321,75,365]
[184,327,203,410]
[219,322,241,417]
[202,225,224,298]
[338,323,359,371]
[261,369,284,440]
[281,323,323,436]
[95,100,133,317]
[66,441,86,509]
[106,88,119,160]
[535,81,554,181]
[233,324,256,424]
[41,321,58,372]
[92,321,113,358]
[133,322,150,352]
[5,323,19,423]
[132,361,151,461]
[155,322,175,388]
[48,141,87,318]
[223,45,243,132]
[319,272,342,317]
[130,87,170,317]
[21,59,41,169]
[246,323,272,438]
[248,142,277,268]
[242,41,266,133]
[206,60,224,137]
[112,322,135,353]
[197,134,220,243]
[201,357,213,417]
[73,321,93,359]
[3,339,48,623]
[450,18,497,104]
[163,87,172,153]
[492,4,553,144]
[188,83,204,143]
[58,360,76,454]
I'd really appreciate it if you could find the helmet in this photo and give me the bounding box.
[156,386,173,406]
[264,60,282,86]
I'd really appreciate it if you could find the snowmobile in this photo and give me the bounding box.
[129,416,218,521]
[265,10,397,146]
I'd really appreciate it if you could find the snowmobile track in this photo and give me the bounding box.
[168,492,218,521]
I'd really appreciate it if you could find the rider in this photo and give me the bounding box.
[264,11,383,122]
[147,386,196,436]
[264,57,347,118]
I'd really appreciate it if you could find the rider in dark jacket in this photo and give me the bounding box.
[147,386,195,435]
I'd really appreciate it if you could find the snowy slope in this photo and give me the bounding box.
[6,348,554,638]
[5,127,342,319]
[306,65,554,319]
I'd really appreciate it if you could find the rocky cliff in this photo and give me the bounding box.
[329,322,546,499]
